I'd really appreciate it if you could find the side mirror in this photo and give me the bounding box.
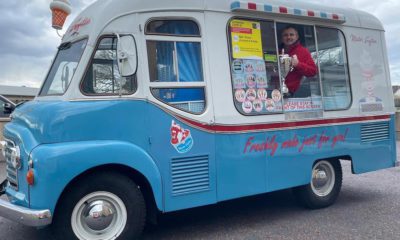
[3,102,15,114]
[116,35,137,77]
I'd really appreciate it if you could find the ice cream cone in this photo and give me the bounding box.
[50,0,72,30]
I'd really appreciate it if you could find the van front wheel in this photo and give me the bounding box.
[293,159,342,209]
[52,172,146,240]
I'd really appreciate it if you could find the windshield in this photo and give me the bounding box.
[39,39,88,96]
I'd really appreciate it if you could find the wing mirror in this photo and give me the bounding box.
[116,34,137,77]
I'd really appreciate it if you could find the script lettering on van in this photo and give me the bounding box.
[243,128,348,156]
[351,34,377,46]
[68,17,91,35]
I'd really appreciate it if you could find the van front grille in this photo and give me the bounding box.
[4,139,18,191]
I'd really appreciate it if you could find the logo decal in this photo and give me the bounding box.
[170,120,194,153]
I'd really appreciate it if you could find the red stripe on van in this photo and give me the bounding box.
[175,115,391,133]
[307,11,315,16]
[332,14,339,20]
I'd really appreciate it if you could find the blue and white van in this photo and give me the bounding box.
[0,0,397,239]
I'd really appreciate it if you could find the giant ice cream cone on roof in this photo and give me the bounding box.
[50,0,72,30]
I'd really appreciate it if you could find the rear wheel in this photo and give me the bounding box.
[52,172,146,240]
[293,159,342,209]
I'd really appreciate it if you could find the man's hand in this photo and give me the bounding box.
[292,55,299,67]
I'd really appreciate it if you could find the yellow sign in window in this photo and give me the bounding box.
[230,20,263,60]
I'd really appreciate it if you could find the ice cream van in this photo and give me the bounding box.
[0,0,397,239]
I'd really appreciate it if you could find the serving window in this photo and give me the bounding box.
[146,19,205,114]
[228,18,351,116]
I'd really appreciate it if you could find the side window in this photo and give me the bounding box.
[146,19,205,114]
[277,23,322,116]
[316,27,351,110]
[81,37,137,95]
[228,19,350,116]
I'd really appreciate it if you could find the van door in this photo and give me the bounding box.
[140,12,217,212]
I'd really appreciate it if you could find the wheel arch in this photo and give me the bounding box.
[53,163,160,224]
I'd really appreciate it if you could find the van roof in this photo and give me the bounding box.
[64,0,384,42]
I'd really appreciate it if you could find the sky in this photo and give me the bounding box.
[0,0,399,88]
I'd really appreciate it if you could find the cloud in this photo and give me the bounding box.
[0,0,96,87]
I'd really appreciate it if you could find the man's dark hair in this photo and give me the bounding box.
[282,25,299,35]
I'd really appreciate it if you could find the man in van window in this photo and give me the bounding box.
[280,26,317,97]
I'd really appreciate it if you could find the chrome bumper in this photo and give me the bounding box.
[0,180,52,227]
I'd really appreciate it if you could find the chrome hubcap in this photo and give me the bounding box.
[311,161,335,197]
[83,200,115,231]
[71,191,127,240]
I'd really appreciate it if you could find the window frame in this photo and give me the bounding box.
[226,17,353,116]
[315,26,353,111]
[145,18,207,115]
[80,34,138,96]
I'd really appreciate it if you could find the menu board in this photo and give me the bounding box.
[232,59,282,114]
[230,20,263,60]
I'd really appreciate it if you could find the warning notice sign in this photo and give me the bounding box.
[230,20,263,60]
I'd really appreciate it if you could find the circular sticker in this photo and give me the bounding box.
[257,89,268,100]
[235,89,246,103]
[271,89,282,102]
[265,98,275,112]
[244,61,254,73]
[253,99,263,112]
[246,88,257,101]
[242,101,253,113]
[246,74,256,88]
[256,74,268,88]
[232,60,244,73]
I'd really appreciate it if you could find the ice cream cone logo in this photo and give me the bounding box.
[50,0,72,30]
[170,120,194,153]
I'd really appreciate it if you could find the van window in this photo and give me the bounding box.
[146,20,200,36]
[151,88,205,113]
[81,37,137,95]
[146,19,205,114]
[316,27,351,110]
[147,41,203,82]
[228,19,350,116]
[40,39,87,96]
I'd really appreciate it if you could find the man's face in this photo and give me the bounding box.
[282,28,299,47]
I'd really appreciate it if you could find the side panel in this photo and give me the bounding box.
[147,105,217,212]
[216,116,396,200]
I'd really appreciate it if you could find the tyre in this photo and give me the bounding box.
[52,172,146,240]
[293,159,342,209]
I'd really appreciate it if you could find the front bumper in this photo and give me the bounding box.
[0,180,52,227]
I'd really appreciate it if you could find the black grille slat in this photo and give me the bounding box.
[361,122,389,143]
[171,155,210,196]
